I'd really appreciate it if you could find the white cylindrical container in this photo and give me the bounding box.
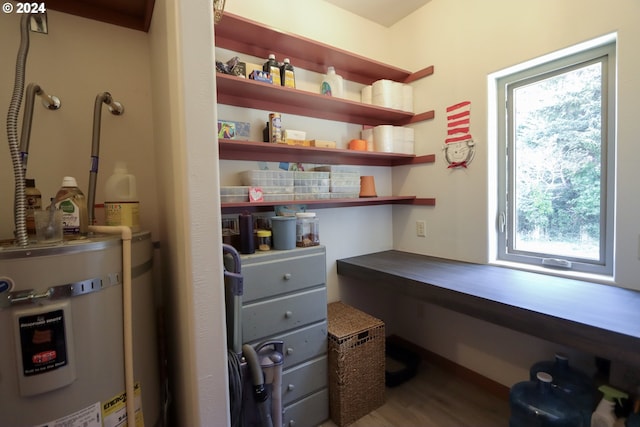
[402,84,414,112]
[392,81,404,110]
[403,127,415,154]
[361,85,372,104]
[105,162,140,232]
[361,128,375,152]
[373,125,394,152]
[372,79,394,108]
[393,126,405,153]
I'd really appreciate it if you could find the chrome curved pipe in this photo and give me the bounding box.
[20,83,61,176]
[88,92,124,228]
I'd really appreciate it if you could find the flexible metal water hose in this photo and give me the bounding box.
[7,15,30,246]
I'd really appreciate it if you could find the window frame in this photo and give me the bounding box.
[495,40,616,277]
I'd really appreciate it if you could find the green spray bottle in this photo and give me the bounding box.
[591,385,628,427]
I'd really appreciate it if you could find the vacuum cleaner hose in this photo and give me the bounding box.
[242,344,274,427]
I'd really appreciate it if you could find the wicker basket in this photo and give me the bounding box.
[327,302,385,426]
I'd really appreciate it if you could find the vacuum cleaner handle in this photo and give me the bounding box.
[222,244,243,296]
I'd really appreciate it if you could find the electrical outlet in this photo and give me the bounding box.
[416,220,426,237]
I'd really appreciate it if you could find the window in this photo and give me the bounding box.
[496,39,616,276]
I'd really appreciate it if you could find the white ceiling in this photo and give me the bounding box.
[323,0,431,27]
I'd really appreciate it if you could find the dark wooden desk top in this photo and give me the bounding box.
[337,250,640,368]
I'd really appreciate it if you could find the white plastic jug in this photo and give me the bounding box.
[320,66,344,98]
[104,161,140,231]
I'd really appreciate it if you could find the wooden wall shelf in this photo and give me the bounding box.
[215,12,437,213]
[215,13,434,85]
[220,196,435,214]
[219,139,436,167]
[216,74,434,127]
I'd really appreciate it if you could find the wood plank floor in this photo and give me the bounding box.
[319,361,511,427]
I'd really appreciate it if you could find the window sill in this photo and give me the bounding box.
[337,250,640,368]
[490,259,615,286]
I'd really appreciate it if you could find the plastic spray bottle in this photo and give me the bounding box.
[592,385,628,427]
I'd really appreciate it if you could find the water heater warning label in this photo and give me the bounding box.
[18,309,68,376]
[35,402,101,427]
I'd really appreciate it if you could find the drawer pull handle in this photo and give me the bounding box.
[285,310,293,318]
[286,347,294,355]
[283,273,292,280]
[288,384,295,391]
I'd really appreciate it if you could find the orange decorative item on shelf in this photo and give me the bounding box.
[359,176,377,198]
[348,139,367,151]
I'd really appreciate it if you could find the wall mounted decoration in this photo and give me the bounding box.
[443,101,476,168]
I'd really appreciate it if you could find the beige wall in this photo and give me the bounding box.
[390,0,640,292]
[0,11,159,240]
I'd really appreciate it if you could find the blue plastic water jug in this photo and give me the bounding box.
[530,353,597,426]
[510,372,585,427]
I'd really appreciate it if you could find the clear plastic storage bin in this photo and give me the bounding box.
[294,193,331,200]
[220,186,250,203]
[241,170,294,187]
[263,193,295,202]
[294,171,330,186]
[220,185,250,195]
